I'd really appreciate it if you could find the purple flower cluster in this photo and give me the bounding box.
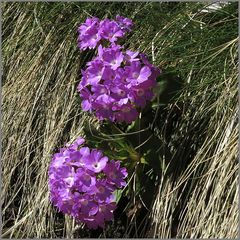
[78,16,133,50]
[48,138,127,229]
[77,16,161,123]
[77,44,161,123]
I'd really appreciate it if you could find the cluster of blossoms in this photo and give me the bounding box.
[48,138,127,229]
[78,45,160,123]
[77,16,161,123]
[78,15,133,50]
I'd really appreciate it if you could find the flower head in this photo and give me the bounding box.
[78,45,160,123]
[78,16,133,51]
[48,138,127,229]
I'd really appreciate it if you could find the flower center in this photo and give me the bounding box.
[82,199,88,206]
[132,72,139,78]
[97,70,102,76]
[65,175,74,186]
[103,104,109,109]
[137,88,144,96]
[122,106,130,113]
[118,90,125,96]
[100,88,106,94]
[99,186,105,193]
[111,60,116,65]
[92,35,98,40]
[109,172,116,179]
[100,205,106,212]
[84,174,91,181]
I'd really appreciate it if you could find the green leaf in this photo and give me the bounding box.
[113,189,123,204]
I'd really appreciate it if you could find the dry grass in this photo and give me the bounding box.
[148,65,238,238]
[2,2,238,238]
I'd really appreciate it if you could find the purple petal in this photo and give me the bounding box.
[81,100,92,111]
[138,66,152,83]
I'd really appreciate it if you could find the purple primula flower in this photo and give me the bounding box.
[77,70,88,91]
[49,154,66,171]
[110,85,129,100]
[80,197,99,216]
[78,16,161,123]
[75,137,85,146]
[99,19,124,43]
[125,50,139,63]
[65,137,86,151]
[87,60,105,85]
[78,17,101,50]
[123,106,139,122]
[104,160,128,188]
[48,137,127,230]
[84,149,108,173]
[57,165,75,187]
[102,67,116,83]
[99,202,116,221]
[75,168,96,188]
[116,15,133,32]
[139,53,161,81]
[93,93,115,109]
[125,61,152,84]
[83,202,116,229]
[79,87,95,112]
[91,84,108,96]
[95,180,114,202]
[79,17,100,35]
[98,45,124,70]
